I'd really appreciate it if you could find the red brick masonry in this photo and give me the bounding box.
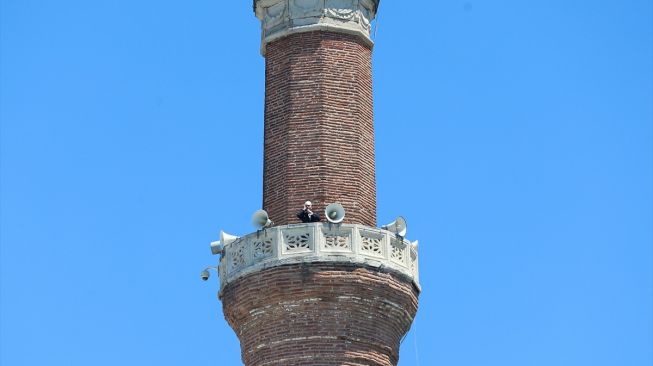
[262,31,377,227]
[221,263,419,366]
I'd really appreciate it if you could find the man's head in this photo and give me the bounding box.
[304,201,312,210]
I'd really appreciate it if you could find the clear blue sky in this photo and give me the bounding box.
[1,0,651,365]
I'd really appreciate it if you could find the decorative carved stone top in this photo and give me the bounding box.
[254,0,380,54]
[218,222,419,292]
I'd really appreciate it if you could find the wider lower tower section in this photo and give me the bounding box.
[219,224,420,366]
[216,1,420,365]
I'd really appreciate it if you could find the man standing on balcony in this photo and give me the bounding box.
[297,201,321,223]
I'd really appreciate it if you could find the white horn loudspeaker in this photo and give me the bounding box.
[210,240,224,255]
[251,209,273,229]
[382,216,407,237]
[325,203,346,224]
[220,230,239,246]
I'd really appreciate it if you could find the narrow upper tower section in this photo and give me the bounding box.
[255,0,380,227]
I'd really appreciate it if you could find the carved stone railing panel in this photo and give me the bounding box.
[218,223,420,291]
[227,239,248,273]
[359,229,384,258]
[390,238,407,266]
[254,0,380,54]
[321,226,353,253]
[282,226,314,254]
[252,235,275,259]
[409,247,419,284]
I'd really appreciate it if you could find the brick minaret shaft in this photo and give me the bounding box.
[219,1,420,365]
[262,26,376,227]
[222,264,418,366]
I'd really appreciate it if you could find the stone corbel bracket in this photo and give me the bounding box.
[218,222,420,294]
[254,0,380,55]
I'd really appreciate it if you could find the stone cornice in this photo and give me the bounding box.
[218,223,420,293]
[253,0,379,55]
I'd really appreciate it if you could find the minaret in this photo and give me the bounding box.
[216,1,420,365]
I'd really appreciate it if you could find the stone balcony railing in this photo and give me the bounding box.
[218,223,419,292]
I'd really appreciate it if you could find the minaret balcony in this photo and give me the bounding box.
[218,222,419,293]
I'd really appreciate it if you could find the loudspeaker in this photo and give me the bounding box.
[382,216,407,237]
[220,230,239,246]
[325,203,346,224]
[210,240,224,255]
[251,209,273,229]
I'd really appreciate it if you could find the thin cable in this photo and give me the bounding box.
[413,320,420,366]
